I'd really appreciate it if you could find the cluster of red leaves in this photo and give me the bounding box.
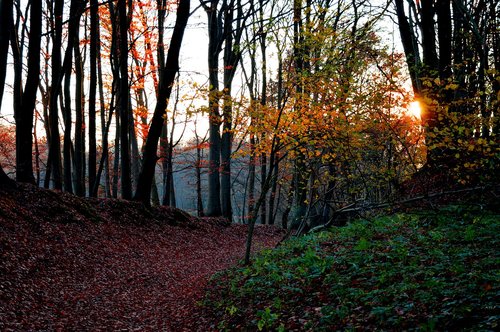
[0,184,284,331]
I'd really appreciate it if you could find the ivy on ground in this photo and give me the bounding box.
[202,206,499,331]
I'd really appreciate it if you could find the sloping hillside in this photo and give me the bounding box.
[201,208,499,330]
[0,184,283,331]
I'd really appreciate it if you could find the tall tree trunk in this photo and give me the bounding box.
[47,0,64,190]
[220,104,232,218]
[0,0,12,110]
[221,0,247,221]
[268,157,279,225]
[112,110,120,198]
[63,64,73,193]
[161,125,177,207]
[60,0,83,193]
[96,5,113,197]
[117,0,132,199]
[221,2,234,221]
[129,94,141,193]
[204,0,222,216]
[0,1,14,187]
[13,0,41,184]
[491,1,499,136]
[92,56,115,198]
[290,0,307,229]
[88,0,98,196]
[248,132,256,221]
[43,92,53,188]
[74,26,86,196]
[258,4,267,223]
[161,123,170,205]
[93,6,111,197]
[133,0,190,204]
[245,19,258,223]
[268,51,283,226]
[33,111,41,186]
[195,127,205,217]
[162,117,176,206]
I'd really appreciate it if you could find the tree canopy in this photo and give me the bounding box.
[0,0,497,222]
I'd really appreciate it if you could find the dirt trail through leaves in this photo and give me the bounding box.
[0,185,283,331]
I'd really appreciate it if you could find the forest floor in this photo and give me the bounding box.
[0,184,284,331]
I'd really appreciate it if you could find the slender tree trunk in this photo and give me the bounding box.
[491,1,499,136]
[63,64,73,193]
[96,9,112,197]
[93,77,115,197]
[161,123,170,205]
[129,95,141,192]
[258,0,268,225]
[33,112,41,186]
[42,89,51,188]
[220,96,232,219]
[195,130,205,217]
[74,26,86,196]
[268,158,279,225]
[290,0,307,229]
[118,0,132,199]
[88,0,98,196]
[60,0,83,193]
[246,40,257,224]
[248,132,256,222]
[112,110,120,198]
[268,54,283,226]
[168,112,178,207]
[161,131,176,207]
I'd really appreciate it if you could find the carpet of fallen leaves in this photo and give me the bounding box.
[0,184,284,331]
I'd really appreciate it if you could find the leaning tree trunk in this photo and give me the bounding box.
[134,0,190,205]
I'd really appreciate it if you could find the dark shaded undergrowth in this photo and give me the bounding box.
[201,205,499,331]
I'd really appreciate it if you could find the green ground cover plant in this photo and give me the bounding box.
[202,206,499,330]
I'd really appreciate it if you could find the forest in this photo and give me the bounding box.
[0,0,499,330]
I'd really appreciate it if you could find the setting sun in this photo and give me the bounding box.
[408,101,422,118]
